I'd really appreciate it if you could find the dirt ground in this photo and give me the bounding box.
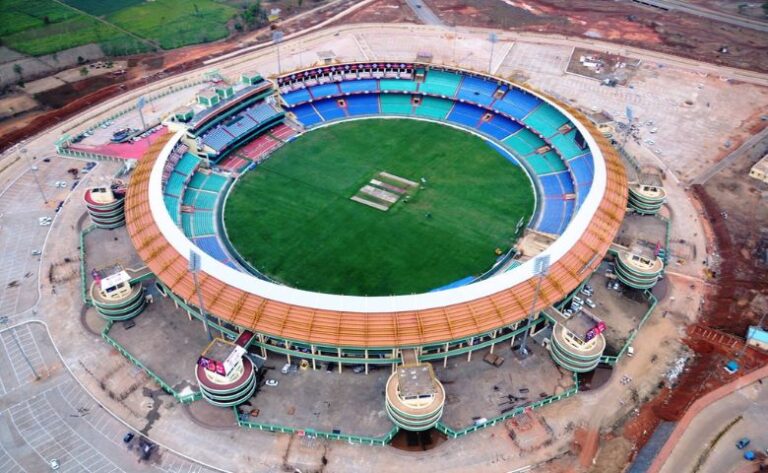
[0,94,38,120]
[423,0,768,73]
[345,0,420,24]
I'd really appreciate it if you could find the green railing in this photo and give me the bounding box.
[234,407,399,446]
[435,372,580,438]
[79,225,97,305]
[101,320,202,404]
[599,290,658,365]
[656,214,672,267]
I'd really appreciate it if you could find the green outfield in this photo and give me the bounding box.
[224,119,535,296]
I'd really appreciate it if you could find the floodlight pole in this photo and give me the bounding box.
[23,148,48,205]
[189,251,213,341]
[273,31,284,75]
[488,33,498,75]
[519,255,550,358]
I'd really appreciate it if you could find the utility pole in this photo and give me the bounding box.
[519,255,550,358]
[189,250,213,340]
[22,148,48,205]
[273,30,284,75]
[488,32,498,75]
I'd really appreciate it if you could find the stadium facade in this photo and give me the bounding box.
[124,62,630,408]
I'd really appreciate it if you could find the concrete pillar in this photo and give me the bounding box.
[467,338,473,362]
[444,342,449,368]
[286,342,292,364]
[490,330,498,354]
[365,349,369,375]
[337,348,342,374]
[258,333,267,358]
[311,345,317,370]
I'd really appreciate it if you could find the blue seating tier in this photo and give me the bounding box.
[478,115,522,140]
[456,75,497,106]
[314,99,346,121]
[494,89,542,120]
[282,88,311,105]
[447,102,484,128]
[346,95,379,116]
[292,103,323,126]
[310,83,341,98]
[340,79,378,94]
[194,236,230,262]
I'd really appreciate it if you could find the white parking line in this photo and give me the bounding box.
[8,392,125,473]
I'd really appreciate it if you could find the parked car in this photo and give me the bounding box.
[265,379,278,387]
[123,432,134,443]
[280,363,292,374]
[736,437,751,449]
[585,299,597,309]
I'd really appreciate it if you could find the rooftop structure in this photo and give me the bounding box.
[749,154,768,184]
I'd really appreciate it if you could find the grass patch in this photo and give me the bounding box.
[0,0,78,37]
[2,16,140,56]
[224,119,535,296]
[107,0,237,49]
[1,0,236,56]
[61,0,145,17]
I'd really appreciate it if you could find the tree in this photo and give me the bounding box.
[13,63,22,78]
[79,66,89,77]
[77,55,85,65]
[43,16,51,25]
[193,3,200,16]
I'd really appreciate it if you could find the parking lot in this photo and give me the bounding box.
[0,322,219,473]
[0,156,88,320]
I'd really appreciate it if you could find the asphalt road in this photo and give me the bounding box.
[660,380,768,473]
[691,125,768,185]
[404,0,445,26]
[629,0,768,32]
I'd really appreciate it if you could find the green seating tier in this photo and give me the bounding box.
[414,97,454,120]
[379,79,418,92]
[527,151,567,175]
[503,128,547,156]
[549,130,587,160]
[522,104,569,137]
[380,94,414,115]
[419,70,462,97]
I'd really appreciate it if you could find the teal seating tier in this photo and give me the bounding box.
[175,153,201,176]
[182,213,193,237]
[182,190,198,207]
[195,191,218,210]
[165,172,187,197]
[379,79,418,92]
[503,128,546,156]
[419,70,462,97]
[193,211,215,236]
[164,195,179,223]
[414,97,454,120]
[527,151,567,175]
[522,103,569,137]
[188,172,207,189]
[380,94,413,115]
[549,130,587,160]
[202,174,228,192]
